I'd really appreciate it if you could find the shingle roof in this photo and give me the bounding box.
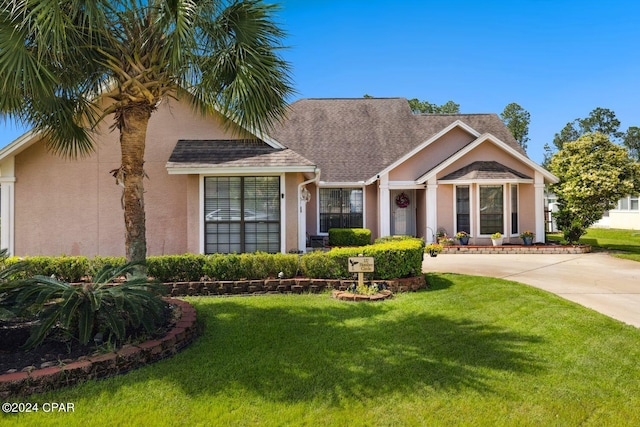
[166,140,315,169]
[440,161,532,181]
[269,98,526,182]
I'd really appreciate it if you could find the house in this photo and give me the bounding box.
[0,97,558,257]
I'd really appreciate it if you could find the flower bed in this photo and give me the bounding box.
[0,298,199,398]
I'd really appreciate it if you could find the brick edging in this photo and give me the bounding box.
[440,245,592,255]
[0,298,199,398]
[164,276,427,297]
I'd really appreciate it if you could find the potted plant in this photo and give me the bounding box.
[425,243,443,257]
[491,232,503,246]
[455,231,470,245]
[520,230,535,246]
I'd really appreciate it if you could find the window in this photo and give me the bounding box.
[456,186,470,234]
[618,195,639,211]
[479,185,503,235]
[511,185,519,235]
[204,176,280,253]
[319,188,363,233]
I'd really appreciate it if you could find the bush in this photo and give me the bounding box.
[301,237,424,280]
[147,254,206,282]
[328,228,372,246]
[203,252,300,280]
[0,263,167,349]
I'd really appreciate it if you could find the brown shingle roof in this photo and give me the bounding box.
[270,98,525,182]
[440,161,532,181]
[167,140,315,169]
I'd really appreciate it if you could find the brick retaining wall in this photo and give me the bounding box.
[164,276,426,297]
[0,298,199,398]
[440,245,592,255]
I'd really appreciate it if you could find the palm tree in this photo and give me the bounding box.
[0,0,292,267]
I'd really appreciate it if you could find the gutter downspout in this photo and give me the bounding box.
[298,168,320,253]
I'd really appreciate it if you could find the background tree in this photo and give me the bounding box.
[552,107,622,151]
[500,102,530,152]
[0,0,293,268]
[548,133,640,243]
[623,126,640,161]
[407,98,461,114]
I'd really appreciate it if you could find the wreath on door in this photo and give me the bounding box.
[395,192,410,208]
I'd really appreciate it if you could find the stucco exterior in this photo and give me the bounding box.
[0,97,557,256]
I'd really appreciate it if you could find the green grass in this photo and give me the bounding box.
[4,275,640,426]
[548,227,640,261]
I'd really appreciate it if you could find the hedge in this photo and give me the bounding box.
[328,228,372,246]
[1,239,423,282]
[300,237,424,280]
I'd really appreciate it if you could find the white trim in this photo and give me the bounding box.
[318,181,366,187]
[0,130,40,162]
[365,120,481,185]
[168,165,315,175]
[280,173,286,253]
[388,181,424,190]
[416,133,558,185]
[439,178,533,185]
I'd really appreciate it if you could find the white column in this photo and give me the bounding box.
[534,172,546,242]
[379,174,391,237]
[426,179,438,243]
[0,177,15,256]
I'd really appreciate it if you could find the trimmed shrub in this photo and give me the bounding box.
[203,252,300,280]
[147,254,206,282]
[301,237,424,280]
[328,228,372,247]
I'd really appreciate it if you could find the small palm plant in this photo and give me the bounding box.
[0,262,167,349]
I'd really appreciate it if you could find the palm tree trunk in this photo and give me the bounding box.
[119,106,151,267]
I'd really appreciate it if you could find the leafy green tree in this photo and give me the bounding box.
[408,98,460,114]
[552,108,622,151]
[548,133,640,243]
[623,126,640,161]
[0,0,292,267]
[500,102,530,152]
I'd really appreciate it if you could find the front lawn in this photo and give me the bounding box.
[3,274,640,426]
[548,228,640,262]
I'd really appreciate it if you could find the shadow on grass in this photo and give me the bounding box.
[579,238,640,254]
[137,295,546,404]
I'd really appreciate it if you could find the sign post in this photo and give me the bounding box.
[348,254,375,288]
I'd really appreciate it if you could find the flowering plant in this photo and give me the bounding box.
[520,230,535,238]
[425,243,443,254]
[491,232,502,239]
[455,231,469,239]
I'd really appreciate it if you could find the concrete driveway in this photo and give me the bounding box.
[423,252,640,328]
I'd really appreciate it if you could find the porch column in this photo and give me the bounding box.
[379,174,391,237]
[426,179,438,243]
[0,172,15,256]
[534,172,545,242]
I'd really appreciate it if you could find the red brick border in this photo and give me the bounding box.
[164,276,427,297]
[0,298,198,398]
[441,244,592,255]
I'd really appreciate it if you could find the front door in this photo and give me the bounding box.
[391,190,416,236]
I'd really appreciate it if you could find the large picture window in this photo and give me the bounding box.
[479,185,503,235]
[319,188,363,233]
[456,186,470,234]
[204,176,280,253]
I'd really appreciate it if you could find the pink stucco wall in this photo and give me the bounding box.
[389,127,475,181]
[13,99,300,256]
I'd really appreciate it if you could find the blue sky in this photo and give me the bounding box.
[2,0,638,163]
